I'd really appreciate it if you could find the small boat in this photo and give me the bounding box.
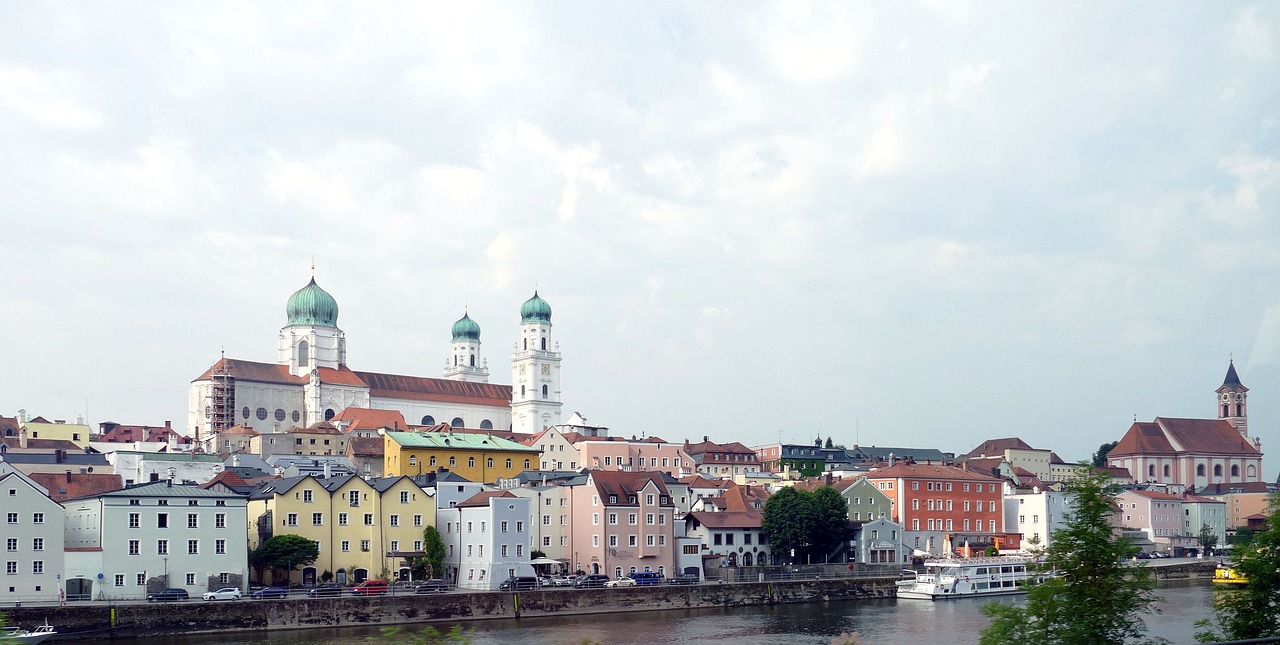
[896,556,1041,600]
[1212,566,1247,586]
[2,620,57,644]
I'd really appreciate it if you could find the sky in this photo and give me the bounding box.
[2,2,1280,473]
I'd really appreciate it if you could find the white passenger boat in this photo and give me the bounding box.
[2,620,57,644]
[896,557,1040,600]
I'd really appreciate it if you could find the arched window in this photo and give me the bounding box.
[480,420,493,430]
[542,384,549,398]
[449,456,456,467]
[523,338,528,350]
[1231,464,1240,477]
[1248,465,1257,478]
[541,338,546,350]
[524,459,531,469]
[324,408,335,421]
[3,428,13,437]
[1197,464,1206,477]
[470,354,476,367]
[521,385,526,396]
[453,356,457,366]
[429,456,437,467]
[1223,404,1230,417]
[298,341,309,367]
[1162,465,1170,478]
[451,417,464,428]
[1236,404,1243,416]
[468,457,476,468]
[487,458,494,468]
[505,458,512,469]
[1214,464,1223,477]
[421,415,435,426]
[1147,464,1155,478]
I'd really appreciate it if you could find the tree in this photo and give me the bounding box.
[251,534,319,581]
[810,486,850,560]
[1196,524,1218,552]
[979,470,1162,645]
[413,525,446,580]
[762,486,813,562]
[1091,441,1119,468]
[1196,493,1280,641]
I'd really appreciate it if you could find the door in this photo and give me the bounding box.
[66,578,93,602]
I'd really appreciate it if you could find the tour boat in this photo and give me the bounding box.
[896,556,1039,600]
[2,620,57,644]
[1212,565,1247,587]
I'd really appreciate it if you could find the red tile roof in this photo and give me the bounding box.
[1110,418,1261,458]
[29,472,124,502]
[200,470,249,490]
[347,437,384,458]
[868,462,1004,482]
[458,490,516,508]
[686,510,762,529]
[0,437,82,451]
[99,425,190,444]
[332,407,408,432]
[591,470,673,501]
[964,437,1035,458]
[1125,489,1183,501]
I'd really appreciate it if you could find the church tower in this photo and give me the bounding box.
[276,277,346,377]
[443,311,490,383]
[511,291,562,433]
[1216,358,1249,439]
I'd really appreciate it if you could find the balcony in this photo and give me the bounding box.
[256,511,273,539]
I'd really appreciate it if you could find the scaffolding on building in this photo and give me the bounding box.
[209,357,236,436]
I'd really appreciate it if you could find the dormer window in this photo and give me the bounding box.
[608,495,617,504]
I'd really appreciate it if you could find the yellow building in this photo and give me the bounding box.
[247,473,438,585]
[20,416,91,449]
[383,431,540,483]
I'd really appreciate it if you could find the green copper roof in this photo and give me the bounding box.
[385,431,539,453]
[286,278,339,327]
[520,291,552,323]
[451,312,481,341]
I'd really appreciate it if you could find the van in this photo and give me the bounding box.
[629,571,664,586]
[499,576,540,591]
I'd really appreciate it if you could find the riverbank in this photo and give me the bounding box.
[7,578,898,641]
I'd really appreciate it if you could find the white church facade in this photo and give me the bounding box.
[188,277,564,440]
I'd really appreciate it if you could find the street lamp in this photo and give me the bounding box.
[163,557,169,588]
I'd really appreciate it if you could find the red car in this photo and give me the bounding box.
[351,579,389,595]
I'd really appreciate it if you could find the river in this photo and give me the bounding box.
[112,581,1217,645]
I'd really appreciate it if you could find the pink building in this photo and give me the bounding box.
[572,435,692,477]
[1116,489,1191,552]
[569,471,677,578]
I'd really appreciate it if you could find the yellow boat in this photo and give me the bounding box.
[1213,566,1247,586]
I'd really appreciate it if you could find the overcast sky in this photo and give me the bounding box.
[3,2,1279,472]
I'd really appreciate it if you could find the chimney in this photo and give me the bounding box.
[164,421,172,430]
[324,461,332,479]
[889,452,895,466]
[75,415,84,425]
[232,454,241,467]
[55,449,65,464]
[17,409,27,423]
[703,436,708,443]
[19,429,27,449]
[167,478,172,488]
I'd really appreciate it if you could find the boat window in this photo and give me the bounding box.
[975,567,987,575]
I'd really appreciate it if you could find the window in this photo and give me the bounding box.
[609,513,618,525]
[501,545,509,557]
[501,521,509,532]
[215,539,226,555]
[390,540,399,551]
[593,513,599,525]
[390,515,400,527]
[341,541,350,552]
[286,513,298,526]
[303,490,313,503]
[646,494,655,505]
[129,540,140,556]
[188,539,199,555]
[414,514,423,527]
[628,513,638,525]
[313,512,324,526]
[215,513,226,529]
[32,513,42,524]
[185,572,196,586]
[115,574,125,587]
[4,562,13,575]
[646,513,655,525]
[129,513,140,529]
[4,539,14,552]
[136,573,146,586]
[361,540,370,552]
[157,513,168,528]
[157,539,169,555]
[609,535,618,547]
[364,514,374,526]
[187,513,199,529]
[647,535,655,546]
[516,521,524,532]
[349,491,360,507]
[32,538,43,552]
[32,561,43,575]
[400,491,410,504]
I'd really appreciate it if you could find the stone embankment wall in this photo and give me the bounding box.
[9,578,896,641]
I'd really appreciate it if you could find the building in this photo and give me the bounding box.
[249,421,349,459]
[63,481,249,601]
[683,482,772,570]
[850,517,908,565]
[963,438,1054,482]
[29,471,124,502]
[753,440,846,476]
[382,430,540,482]
[95,421,193,452]
[14,413,92,450]
[1180,493,1227,550]
[105,451,225,486]
[0,470,65,603]
[1107,361,1263,489]
[1004,488,1073,552]
[1116,489,1192,553]
[454,491,535,591]
[684,437,763,479]
[865,463,1006,556]
[569,471,677,578]
[1198,481,1275,531]
[189,278,568,441]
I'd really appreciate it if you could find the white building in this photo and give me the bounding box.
[189,278,566,440]
[0,470,65,603]
[62,481,249,600]
[506,484,573,565]
[105,451,226,486]
[428,476,488,585]
[455,491,535,591]
[1004,487,1074,552]
[1181,494,1228,551]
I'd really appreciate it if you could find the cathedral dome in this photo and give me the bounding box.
[520,291,552,323]
[451,312,481,342]
[285,278,339,327]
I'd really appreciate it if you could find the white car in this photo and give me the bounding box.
[604,577,636,588]
[202,587,242,601]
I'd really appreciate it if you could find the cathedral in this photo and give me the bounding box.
[1107,360,1263,490]
[187,277,564,438]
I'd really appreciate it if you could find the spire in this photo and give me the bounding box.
[1223,359,1243,388]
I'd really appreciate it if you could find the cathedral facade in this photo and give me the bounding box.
[187,278,564,439]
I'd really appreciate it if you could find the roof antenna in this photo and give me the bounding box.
[311,257,315,277]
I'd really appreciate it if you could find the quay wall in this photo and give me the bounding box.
[7,578,897,641]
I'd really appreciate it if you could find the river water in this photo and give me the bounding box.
[117,581,1216,645]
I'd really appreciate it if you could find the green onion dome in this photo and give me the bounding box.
[451,312,481,342]
[520,291,552,323]
[285,278,339,327]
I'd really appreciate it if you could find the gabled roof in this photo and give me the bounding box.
[354,370,511,406]
[685,510,762,529]
[193,358,366,387]
[1123,489,1183,502]
[385,431,538,453]
[458,490,515,508]
[347,437,384,458]
[964,437,1035,459]
[1197,481,1274,495]
[1110,417,1261,458]
[867,462,1004,482]
[848,446,951,462]
[590,470,672,502]
[78,480,243,500]
[219,425,260,437]
[331,407,408,432]
[29,472,124,501]
[0,437,82,451]
[0,416,18,436]
[98,425,190,444]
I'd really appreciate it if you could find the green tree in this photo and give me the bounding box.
[251,534,320,581]
[1228,526,1253,546]
[1091,441,1119,468]
[810,486,850,561]
[1196,493,1280,641]
[420,525,446,579]
[762,486,813,562]
[1196,524,1218,552]
[979,470,1162,645]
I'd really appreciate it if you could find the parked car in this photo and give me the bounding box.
[574,574,610,589]
[352,579,389,596]
[499,576,540,591]
[604,577,636,588]
[307,583,345,597]
[538,576,556,588]
[629,571,664,586]
[552,575,577,587]
[147,588,190,602]
[667,573,699,585]
[413,579,449,595]
[248,586,289,599]
[202,587,242,601]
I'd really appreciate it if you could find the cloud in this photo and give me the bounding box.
[1231,6,1273,60]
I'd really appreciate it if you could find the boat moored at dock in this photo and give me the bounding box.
[896,556,1040,600]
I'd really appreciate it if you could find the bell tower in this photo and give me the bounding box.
[1216,358,1249,439]
[511,291,563,433]
[444,310,489,383]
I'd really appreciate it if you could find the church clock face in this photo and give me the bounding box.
[541,364,551,376]
[519,364,527,376]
